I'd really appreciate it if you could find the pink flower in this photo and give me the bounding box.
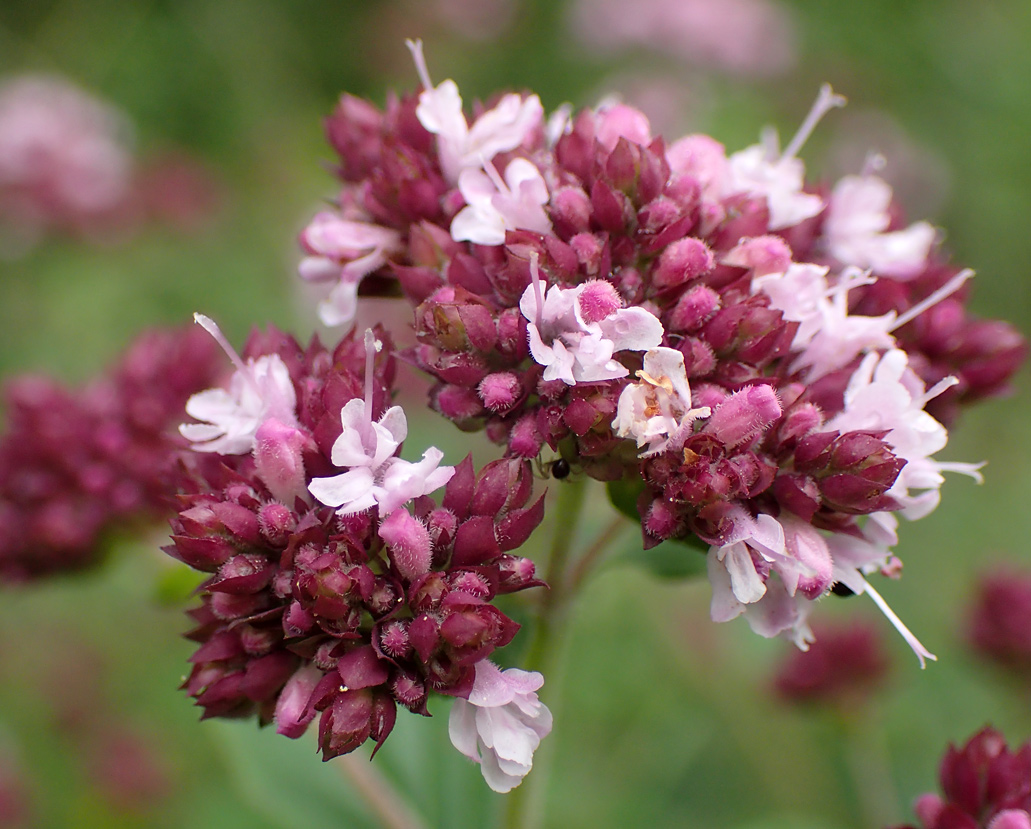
[724,84,845,229]
[298,212,403,327]
[753,264,896,379]
[307,332,454,515]
[827,348,983,520]
[450,158,551,245]
[407,40,543,183]
[824,172,937,279]
[519,258,664,385]
[567,0,796,78]
[180,314,298,455]
[612,346,711,456]
[448,661,553,793]
[0,74,133,243]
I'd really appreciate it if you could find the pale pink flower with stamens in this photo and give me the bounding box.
[180,314,297,454]
[827,348,984,520]
[308,332,454,515]
[519,257,664,385]
[298,212,403,327]
[613,346,711,456]
[450,158,552,245]
[725,84,845,229]
[825,172,937,278]
[407,39,543,183]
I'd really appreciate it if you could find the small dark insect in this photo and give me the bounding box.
[830,581,856,597]
[550,459,571,479]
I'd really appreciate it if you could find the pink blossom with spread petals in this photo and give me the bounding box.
[828,348,983,520]
[307,398,453,515]
[180,315,297,455]
[448,661,552,793]
[724,84,845,229]
[613,346,711,456]
[519,262,664,385]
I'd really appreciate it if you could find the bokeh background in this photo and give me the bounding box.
[0,0,1029,826]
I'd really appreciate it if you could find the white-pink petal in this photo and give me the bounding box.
[448,661,552,794]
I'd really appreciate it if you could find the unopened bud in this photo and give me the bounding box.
[703,384,781,448]
[722,235,792,276]
[379,509,432,581]
[668,285,721,332]
[478,372,522,412]
[654,238,714,289]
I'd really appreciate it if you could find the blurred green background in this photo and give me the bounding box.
[0,0,1029,826]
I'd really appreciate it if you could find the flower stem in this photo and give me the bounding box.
[502,477,589,829]
[522,476,588,674]
[838,712,901,829]
[337,753,428,829]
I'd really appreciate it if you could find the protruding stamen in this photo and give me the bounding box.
[193,312,264,400]
[529,252,545,330]
[405,38,433,92]
[194,313,250,377]
[781,84,847,161]
[890,269,974,332]
[861,577,937,668]
[481,156,509,195]
[936,460,986,483]
[919,376,959,407]
[363,328,382,428]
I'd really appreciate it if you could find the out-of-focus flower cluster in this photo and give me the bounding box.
[773,621,890,707]
[567,0,797,78]
[296,42,1025,662]
[894,728,1031,829]
[0,74,220,253]
[0,326,222,581]
[969,568,1031,677]
[171,322,548,789]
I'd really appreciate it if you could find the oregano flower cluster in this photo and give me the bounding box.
[295,41,1024,666]
[3,38,1024,798]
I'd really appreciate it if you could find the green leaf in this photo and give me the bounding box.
[616,537,708,580]
[606,480,709,579]
[606,477,645,523]
[153,561,208,606]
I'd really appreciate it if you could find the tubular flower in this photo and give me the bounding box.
[448,661,553,793]
[296,41,1023,663]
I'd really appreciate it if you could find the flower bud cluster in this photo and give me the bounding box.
[0,326,222,580]
[293,44,1025,661]
[772,622,890,706]
[893,728,1031,829]
[169,327,544,761]
[969,568,1031,677]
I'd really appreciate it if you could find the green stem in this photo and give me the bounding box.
[502,477,588,829]
[565,515,630,596]
[337,753,428,829]
[838,712,901,829]
[521,477,588,675]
